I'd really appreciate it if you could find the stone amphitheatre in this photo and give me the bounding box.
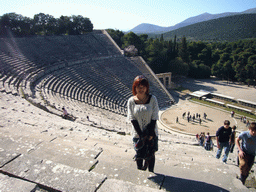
[0,30,256,191]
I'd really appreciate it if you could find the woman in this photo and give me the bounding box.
[127,75,159,172]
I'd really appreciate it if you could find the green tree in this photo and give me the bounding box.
[0,13,33,36]
[33,13,57,35]
[188,41,207,61]
[188,61,199,78]
[160,34,164,42]
[172,35,178,59]
[245,55,256,86]
[232,51,253,82]
[198,47,212,67]
[198,64,211,78]
[106,29,124,48]
[169,57,189,77]
[122,32,144,54]
[56,15,71,35]
[145,38,167,73]
[179,36,189,64]
[212,52,233,79]
[211,49,221,66]
[69,15,93,35]
[222,60,235,82]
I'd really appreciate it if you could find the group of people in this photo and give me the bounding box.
[196,132,213,150]
[241,116,250,127]
[182,112,207,125]
[127,75,256,186]
[216,120,256,185]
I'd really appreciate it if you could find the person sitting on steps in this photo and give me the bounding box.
[62,107,68,119]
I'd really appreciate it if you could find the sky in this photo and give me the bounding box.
[1,0,256,31]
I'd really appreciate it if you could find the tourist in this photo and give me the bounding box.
[196,133,199,141]
[199,132,205,146]
[204,112,207,119]
[246,120,250,127]
[205,132,212,150]
[243,116,247,124]
[182,112,186,119]
[230,126,236,153]
[62,107,68,119]
[216,120,232,163]
[127,75,159,172]
[176,116,179,123]
[236,122,256,185]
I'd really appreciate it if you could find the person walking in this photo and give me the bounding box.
[205,132,212,150]
[230,126,236,153]
[199,132,205,147]
[127,75,159,172]
[236,122,256,185]
[204,112,207,119]
[216,120,232,163]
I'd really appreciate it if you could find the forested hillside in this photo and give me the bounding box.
[161,14,256,42]
[129,8,256,34]
[107,29,256,85]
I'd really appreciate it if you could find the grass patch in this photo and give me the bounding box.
[191,98,256,120]
[174,86,190,92]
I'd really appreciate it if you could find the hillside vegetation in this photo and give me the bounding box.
[161,14,256,42]
[108,29,256,82]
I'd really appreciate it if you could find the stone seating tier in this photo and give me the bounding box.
[0,31,173,116]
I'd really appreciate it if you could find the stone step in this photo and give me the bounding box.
[155,166,247,192]
[0,133,102,172]
[1,153,107,192]
[98,179,161,192]
[28,137,101,171]
[0,149,21,168]
[0,173,38,192]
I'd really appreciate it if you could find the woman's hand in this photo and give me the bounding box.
[148,136,153,141]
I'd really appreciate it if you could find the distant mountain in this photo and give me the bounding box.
[130,23,167,34]
[161,14,256,42]
[128,7,256,34]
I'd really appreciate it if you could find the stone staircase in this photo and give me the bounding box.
[0,91,255,191]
